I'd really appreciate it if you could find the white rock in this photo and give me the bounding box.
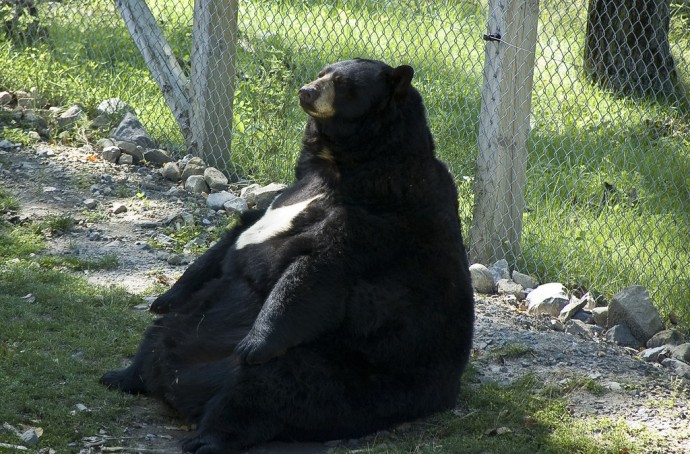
[526,283,569,316]
[469,263,495,294]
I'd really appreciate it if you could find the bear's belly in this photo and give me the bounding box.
[236,194,323,249]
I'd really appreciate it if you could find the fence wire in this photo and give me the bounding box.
[1,0,689,330]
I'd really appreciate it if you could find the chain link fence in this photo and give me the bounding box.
[1,0,689,329]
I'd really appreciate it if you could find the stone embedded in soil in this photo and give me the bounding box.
[661,358,690,379]
[512,270,539,290]
[161,162,181,181]
[670,343,690,363]
[101,146,121,163]
[206,191,241,211]
[0,91,12,105]
[181,157,207,181]
[489,259,510,281]
[647,329,685,348]
[185,175,209,194]
[143,148,174,164]
[112,203,128,214]
[83,199,97,209]
[204,166,229,191]
[110,112,157,149]
[608,285,663,344]
[606,324,643,349]
[497,279,524,299]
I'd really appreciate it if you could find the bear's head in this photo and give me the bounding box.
[298,58,415,122]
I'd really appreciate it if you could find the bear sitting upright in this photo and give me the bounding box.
[101,58,475,454]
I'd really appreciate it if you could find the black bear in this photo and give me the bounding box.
[101,58,474,454]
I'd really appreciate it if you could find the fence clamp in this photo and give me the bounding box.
[482,33,501,42]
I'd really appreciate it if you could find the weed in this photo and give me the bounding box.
[487,343,534,362]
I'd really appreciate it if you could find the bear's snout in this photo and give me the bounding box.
[299,86,318,105]
[298,80,335,118]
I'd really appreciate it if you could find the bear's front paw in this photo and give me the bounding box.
[235,334,286,365]
[181,431,239,454]
[99,369,146,394]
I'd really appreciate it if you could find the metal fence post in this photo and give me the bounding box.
[470,0,539,266]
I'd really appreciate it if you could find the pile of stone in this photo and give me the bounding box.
[470,261,690,380]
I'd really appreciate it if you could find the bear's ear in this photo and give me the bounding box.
[391,64,414,98]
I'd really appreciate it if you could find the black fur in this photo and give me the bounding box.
[101,58,474,454]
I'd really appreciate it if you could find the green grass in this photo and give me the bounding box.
[0,188,152,450]
[342,374,665,454]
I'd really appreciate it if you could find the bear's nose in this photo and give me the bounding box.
[298,87,318,104]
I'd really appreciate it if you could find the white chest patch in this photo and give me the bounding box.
[235,195,323,249]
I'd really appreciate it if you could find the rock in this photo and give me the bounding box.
[661,358,690,379]
[181,157,207,181]
[570,310,593,324]
[512,270,539,290]
[526,283,569,317]
[0,140,16,150]
[608,285,663,344]
[0,91,12,105]
[21,110,48,130]
[591,306,608,328]
[224,197,249,214]
[185,175,209,194]
[548,319,564,332]
[83,199,97,209]
[167,254,192,266]
[101,146,121,163]
[20,428,40,446]
[57,105,83,129]
[161,162,181,181]
[559,295,589,323]
[143,148,174,164]
[17,94,35,108]
[564,319,591,337]
[496,279,525,299]
[605,324,642,349]
[110,112,157,149]
[640,346,670,363]
[206,191,241,210]
[646,329,685,348]
[97,98,133,117]
[241,182,286,209]
[97,138,115,149]
[118,154,134,165]
[489,259,510,281]
[112,203,128,214]
[115,140,145,161]
[469,263,495,294]
[204,166,229,191]
[670,343,690,363]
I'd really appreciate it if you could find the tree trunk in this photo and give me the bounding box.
[584,0,676,96]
